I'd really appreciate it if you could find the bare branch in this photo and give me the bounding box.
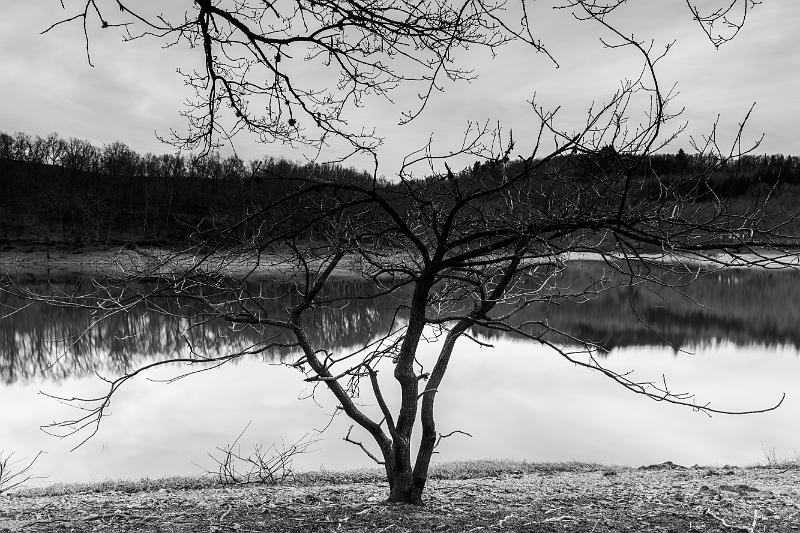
[0,451,44,494]
[344,425,384,465]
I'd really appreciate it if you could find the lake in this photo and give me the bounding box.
[2,262,799,486]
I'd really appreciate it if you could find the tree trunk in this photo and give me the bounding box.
[386,281,432,504]
[388,466,424,504]
[385,434,422,504]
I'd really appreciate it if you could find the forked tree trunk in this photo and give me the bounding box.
[389,325,469,504]
[384,286,431,504]
[387,440,426,504]
[384,427,437,504]
[386,436,424,504]
[388,472,425,504]
[382,317,475,504]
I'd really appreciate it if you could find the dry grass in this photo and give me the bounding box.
[4,465,800,533]
[758,445,800,469]
[11,460,609,498]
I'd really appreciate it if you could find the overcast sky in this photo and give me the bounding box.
[1,1,799,176]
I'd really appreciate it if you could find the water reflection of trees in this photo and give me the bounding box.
[481,263,800,353]
[3,265,800,384]
[0,278,406,384]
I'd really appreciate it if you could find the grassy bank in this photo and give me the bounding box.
[2,460,798,532]
[3,245,799,285]
[0,246,369,282]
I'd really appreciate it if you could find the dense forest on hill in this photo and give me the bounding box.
[2,129,800,247]
[0,130,373,246]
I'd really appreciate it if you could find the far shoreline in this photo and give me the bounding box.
[2,244,799,283]
[0,245,366,282]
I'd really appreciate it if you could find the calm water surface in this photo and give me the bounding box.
[2,263,799,486]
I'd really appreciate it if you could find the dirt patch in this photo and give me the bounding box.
[2,467,798,532]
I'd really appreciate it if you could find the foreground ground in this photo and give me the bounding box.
[1,462,798,532]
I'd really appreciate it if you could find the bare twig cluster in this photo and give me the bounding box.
[43,0,550,161]
[0,450,43,494]
[201,424,317,486]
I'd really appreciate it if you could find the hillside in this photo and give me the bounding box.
[3,129,800,248]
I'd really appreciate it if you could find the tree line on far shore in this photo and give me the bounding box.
[2,128,800,247]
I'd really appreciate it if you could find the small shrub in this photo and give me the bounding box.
[200,424,317,485]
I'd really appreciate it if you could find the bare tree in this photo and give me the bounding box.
[10,0,798,505]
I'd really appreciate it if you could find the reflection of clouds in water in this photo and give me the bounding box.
[422,339,800,468]
[5,338,799,486]
[0,357,351,486]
